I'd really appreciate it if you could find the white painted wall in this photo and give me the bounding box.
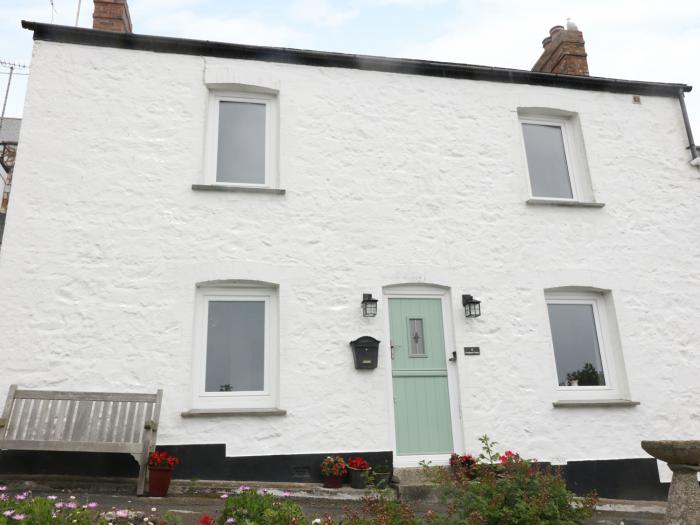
[1,39,699,464]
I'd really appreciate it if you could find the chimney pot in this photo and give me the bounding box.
[93,0,132,33]
[549,25,564,37]
[542,36,552,48]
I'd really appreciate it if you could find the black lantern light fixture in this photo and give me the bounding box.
[462,294,481,318]
[361,293,378,317]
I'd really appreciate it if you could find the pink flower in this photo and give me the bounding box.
[0,494,7,501]
[14,494,26,501]
[3,510,14,516]
[238,485,251,492]
[47,495,58,500]
[54,502,64,508]
[66,502,78,509]
[226,519,236,524]
[281,491,291,497]
[220,493,229,499]
[116,509,129,518]
[0,485,6,491]
[87,502,98,508]
[11,514,25,521]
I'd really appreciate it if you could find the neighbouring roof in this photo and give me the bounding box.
[0,118,21,144]
[22,21,692,98]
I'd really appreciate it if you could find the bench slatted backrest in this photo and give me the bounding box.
[1,388,160,454]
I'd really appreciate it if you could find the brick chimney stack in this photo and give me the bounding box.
[532,21,588,76]
[93,0,132,33]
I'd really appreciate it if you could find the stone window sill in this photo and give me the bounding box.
[552,399,640,408]
[181,408,287,417]
[192,184,286,195]
[526,198,605,208]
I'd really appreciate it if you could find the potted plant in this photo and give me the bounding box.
[347,457,371,489]
[320,456,347,488]
[370,462,392,488]
[148,450,180,497]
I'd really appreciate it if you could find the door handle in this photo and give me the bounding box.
[448,350,457,362]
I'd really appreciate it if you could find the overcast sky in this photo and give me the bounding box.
[1,0,698,134]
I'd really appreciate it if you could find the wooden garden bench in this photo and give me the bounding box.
[0,385,163,495]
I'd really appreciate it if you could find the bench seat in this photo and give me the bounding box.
[0,385,163,495]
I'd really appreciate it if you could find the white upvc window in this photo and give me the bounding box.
[192,285,279,409]
[544,290,630,401]
[518,109,600,206]
[204,91,279,188]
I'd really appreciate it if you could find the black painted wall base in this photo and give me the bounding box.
[0,445,669,501]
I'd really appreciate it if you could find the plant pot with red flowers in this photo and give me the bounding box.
[148,450,180,497]
[320,455,347,489]
[347,457,371,489]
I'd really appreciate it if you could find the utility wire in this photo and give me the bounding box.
[0,60,29,70]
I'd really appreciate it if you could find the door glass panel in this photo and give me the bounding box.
[205,300,265,392]
[409,318,426,356]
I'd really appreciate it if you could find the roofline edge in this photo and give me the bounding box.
[21,20,692,97]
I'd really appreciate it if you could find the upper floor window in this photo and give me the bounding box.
[521,119,574,199]
[518,109,601,206]
[205,90,279,188]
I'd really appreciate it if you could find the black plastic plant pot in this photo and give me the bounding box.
[350,336,380,369]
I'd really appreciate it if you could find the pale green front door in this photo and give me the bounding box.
[389,298,454,455]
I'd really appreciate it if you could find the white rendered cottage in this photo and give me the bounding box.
[1,0,699,500]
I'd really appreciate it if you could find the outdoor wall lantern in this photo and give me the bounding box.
[361,293,378,317]
[462,295,481,318]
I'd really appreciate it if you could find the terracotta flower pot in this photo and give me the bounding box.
[149,467,174,497]
[322,475,343,488]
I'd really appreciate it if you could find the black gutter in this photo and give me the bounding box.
[678,89,699,162]
[22,21,692,98]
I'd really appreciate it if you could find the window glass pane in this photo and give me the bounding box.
[217,101,266,184]
[522,123,573,199]
[409,319,425,356]
[205,301,265,392]
[547,303,606,386]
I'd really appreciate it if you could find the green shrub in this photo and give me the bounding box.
[424,436,598,525]
[216,487,308,525]
[343,494,441,525]
[0,492,97,525]
[0,488,181,525]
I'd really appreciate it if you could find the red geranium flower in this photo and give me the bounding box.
[347,457,370,470]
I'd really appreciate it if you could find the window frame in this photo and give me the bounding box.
[204,91,279,189]
[519,115,580,203]
[192,286,279,409]
[544,291,623,401]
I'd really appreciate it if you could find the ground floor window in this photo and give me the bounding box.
[192,284,278,409]
[545,289,630,401]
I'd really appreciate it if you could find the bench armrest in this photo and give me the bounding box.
[0,417,6,428]
[144,420,158,431]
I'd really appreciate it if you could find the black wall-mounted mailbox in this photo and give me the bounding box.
[350,336,380,370]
